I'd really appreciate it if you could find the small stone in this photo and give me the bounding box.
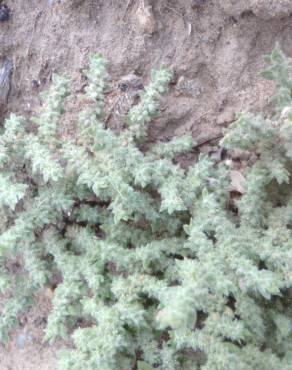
[176,76,202,97]
[225,159,233,167]
[229,170,246,194]
[199,36,210,44]
[118,73,143,91]
[135,3,156,35]
[17,329,33,350]
[210,147,227,162]
[31,79,40,89]
[0,57,13,106]
[0,5,9,22]
[17,334,26,349]
[114,73,143,117]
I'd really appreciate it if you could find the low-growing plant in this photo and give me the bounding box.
[0,47,292,370]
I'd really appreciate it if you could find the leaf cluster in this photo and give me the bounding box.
[1,47,292,370]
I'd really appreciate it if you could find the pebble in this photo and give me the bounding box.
[210,147,227,162]
[0,57,13,106]
[118,73,143,91]
[0,5,9,22]
[176,76,202,97]
[229,170,246,194]
[135,4,156,35]
[17,331,33,349]
[17,334,27,349]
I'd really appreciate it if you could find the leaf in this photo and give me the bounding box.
[261,70,275,81]
[137,361,154,370]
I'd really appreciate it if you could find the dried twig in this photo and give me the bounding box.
[26,10,44,58]
[193,134,223,149]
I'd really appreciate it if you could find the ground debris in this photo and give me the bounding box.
[0,57,13,114]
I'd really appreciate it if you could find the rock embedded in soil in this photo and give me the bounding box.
[176,76,203,97]
[229,170,246,194]
[0,5,9,22]
[0,57,13,114]
[118,73,143,91]
[135,2,156,34]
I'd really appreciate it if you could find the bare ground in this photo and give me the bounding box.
[0,0,292,368]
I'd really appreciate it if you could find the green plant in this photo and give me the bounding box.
[1,47,292,369]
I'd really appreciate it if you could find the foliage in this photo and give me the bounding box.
[1,47,292,369]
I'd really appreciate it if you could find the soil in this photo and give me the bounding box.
[0,0,292,368]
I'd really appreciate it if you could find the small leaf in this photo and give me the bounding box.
[137,361,154,370]
[261,70,275,81]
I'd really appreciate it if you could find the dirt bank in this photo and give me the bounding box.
[1,0,291,368]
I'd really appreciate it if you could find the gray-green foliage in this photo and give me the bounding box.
[1,48,292,369]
